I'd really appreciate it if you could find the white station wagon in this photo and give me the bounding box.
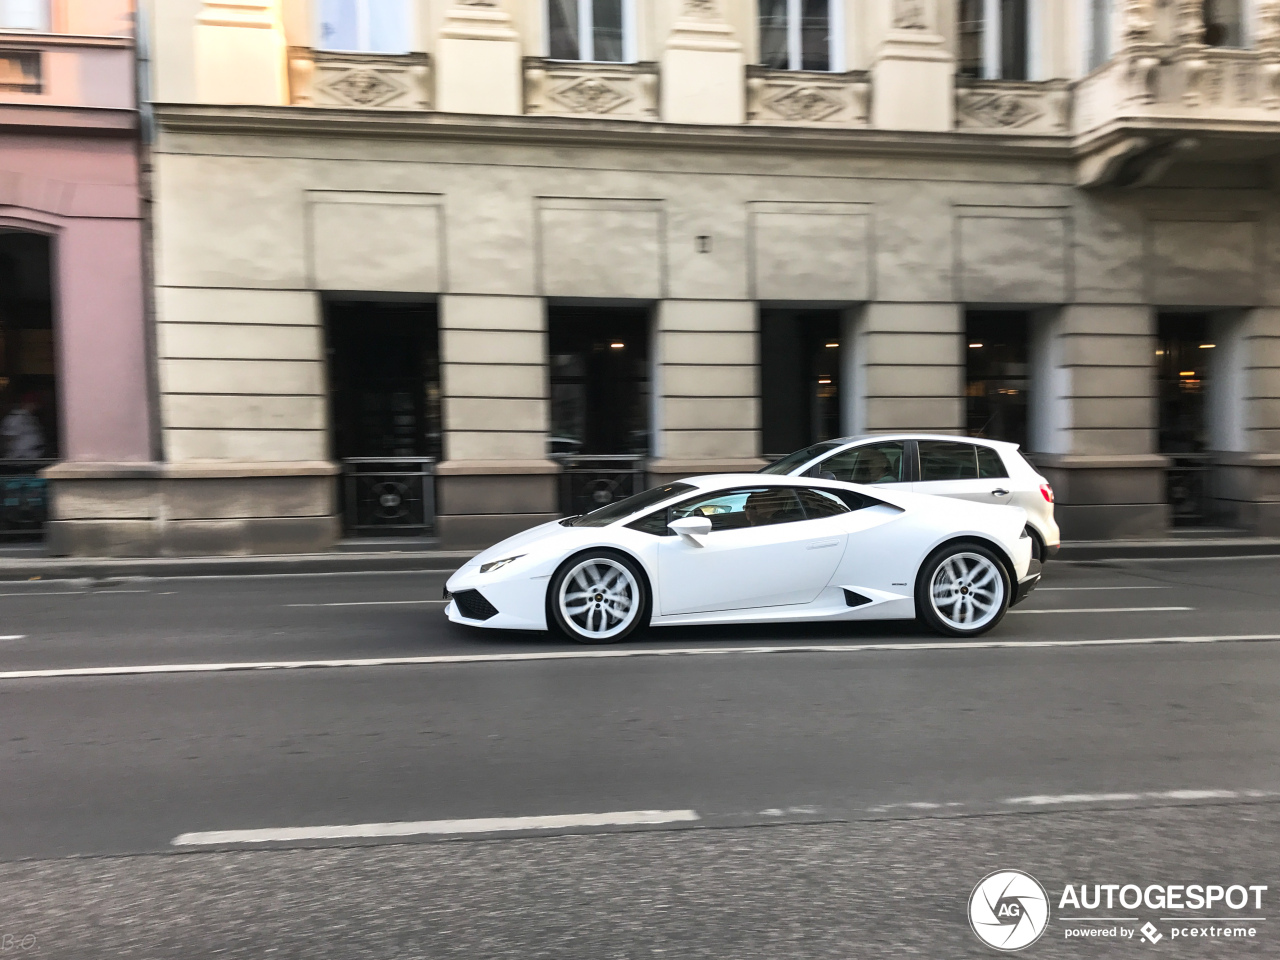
[760,434,1060,562]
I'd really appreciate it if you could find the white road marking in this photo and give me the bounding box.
[1009,606,1193,614]
[0,635,25,641]
[1003,788,1276,806]
[0,590,83,597]
[1036,586,1172,591]
[172,809,701,846]
[3,634,1279,681]
[287,600,448,607]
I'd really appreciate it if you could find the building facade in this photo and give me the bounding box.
[0,0,153,548]
[54,0,1280,554]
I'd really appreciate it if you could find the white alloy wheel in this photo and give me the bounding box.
[927,551,1007,633]
[556,557,642,642]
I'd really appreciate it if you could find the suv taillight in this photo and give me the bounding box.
[1040,483,1054,504]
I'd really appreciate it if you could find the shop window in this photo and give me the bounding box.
[966,311,1029,447]
[316,0,412,54]
[758,0,841,72]
[1202,0,1246,48]
[958,0,1029,80]
[0,0,48,32]
[1157,313,1214,525]
[548,0,635,63]
[760,309,841,459]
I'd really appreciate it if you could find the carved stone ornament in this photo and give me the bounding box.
[1122,0,1155,46]
[1175,0,1205,45]
[766,85,843,122]
[326,70,403,106]
[892,0,928,30]
[682,0,718,16]
[456,0,497,5]
[1257,0,1280,53]
[550,76,633,114]
[961,92,1043,128]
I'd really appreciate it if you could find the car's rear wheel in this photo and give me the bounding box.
[916,542,1010,638]
[548,551,648,644]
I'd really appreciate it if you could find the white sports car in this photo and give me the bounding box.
[444,474,1041,643]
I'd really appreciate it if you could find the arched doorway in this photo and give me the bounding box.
[0,229,58,538]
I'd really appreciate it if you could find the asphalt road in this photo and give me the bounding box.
[2,557,1279,958]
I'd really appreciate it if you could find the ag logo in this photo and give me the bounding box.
[969,870,1050,951]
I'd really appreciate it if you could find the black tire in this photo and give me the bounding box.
[915,541,1012,638]
[1027,526,1046,564]
[547,549,649,644]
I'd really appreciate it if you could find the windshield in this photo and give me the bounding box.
[563,482,697,527]
[757,441,844,475]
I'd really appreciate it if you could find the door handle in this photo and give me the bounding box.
[807,539,840,549]
[991,488,1010,497]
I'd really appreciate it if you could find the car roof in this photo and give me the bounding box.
[682,473,876,492]
[820,433,1019,449]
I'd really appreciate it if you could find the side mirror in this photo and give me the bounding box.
[668,515,712,545]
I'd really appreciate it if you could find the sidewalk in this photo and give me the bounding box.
[0,535,1277,581]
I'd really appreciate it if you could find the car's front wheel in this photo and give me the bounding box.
[548,551,648,644]
[915,542,1011,638]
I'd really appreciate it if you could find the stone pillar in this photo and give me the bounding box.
[194,1,288,105]
[1029,305,1169,540]
[661,0,745,125]
[435,0,523,116]
[435,295,558,549]
[871,0,954,131]
[847,302,963,434]
[647,300,763,485]
[1208,308,1280,533]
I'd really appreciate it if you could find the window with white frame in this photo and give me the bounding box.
[0,0,48,31]
[1203,0,1246,47]
[548,0,636,63]
[958,0,1030,80]
[316,0,412,54]
[759,0,843,72]
[1087,0,1112,71]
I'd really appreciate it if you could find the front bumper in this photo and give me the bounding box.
[1012,558,1042,607]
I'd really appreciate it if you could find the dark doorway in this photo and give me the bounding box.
[760,309,841,459]
[0,230,57,539]
[548,305,650,516]
[1157,312,1212,525]
[324,300,441,536]
[966,311,1029,447]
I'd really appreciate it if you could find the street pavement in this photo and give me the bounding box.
[1,557,1278,958]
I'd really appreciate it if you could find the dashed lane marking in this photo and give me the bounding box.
[2,634,1279,681]
[172,809,701,846]
[286,600,449,607]
[1009,606,1193,615]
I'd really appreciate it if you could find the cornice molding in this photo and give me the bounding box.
[152,103,1075,162]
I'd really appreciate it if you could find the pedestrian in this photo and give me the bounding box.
[1,392,46,460]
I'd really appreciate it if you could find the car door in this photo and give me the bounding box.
[806,440,911,489]
[655,486,848,616]
[913,440,1014,506]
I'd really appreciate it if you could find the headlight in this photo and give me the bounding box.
[479,555,524,574]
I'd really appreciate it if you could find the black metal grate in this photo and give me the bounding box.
[555,456,646,517]
[341,458,436,536]
[452,589,498,621]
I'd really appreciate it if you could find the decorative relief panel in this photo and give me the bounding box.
[746,68,870,127]
[291,49,430,110]
[955,80,1070,134]
[524,59,658,120]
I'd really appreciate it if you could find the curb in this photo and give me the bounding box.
[1,539,1278,581]
[0,551,476,582]
[1057,539,1280,561]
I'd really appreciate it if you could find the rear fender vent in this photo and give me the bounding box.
[452,589,498,621]
[842,589,873,608]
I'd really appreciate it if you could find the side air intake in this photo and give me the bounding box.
[843,589,873,608]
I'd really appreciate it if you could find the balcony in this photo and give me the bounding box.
[523,58,659,121]
[0,31,134,127]
[746,67,870,128]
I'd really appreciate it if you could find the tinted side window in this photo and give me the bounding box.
[812,441,906,484]
[670,487,807,530]
[796,487,850,519]
[976,446,1008,479]
[918,441,979,481]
